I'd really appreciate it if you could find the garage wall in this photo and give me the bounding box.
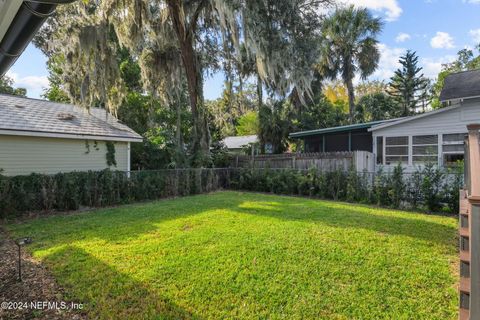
[0,135,128,176]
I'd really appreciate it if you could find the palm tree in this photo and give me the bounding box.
[317,6,383,123]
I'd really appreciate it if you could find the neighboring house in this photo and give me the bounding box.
[0,94,142,176]
[371,69,480,172]
[222,135,259,154]
[290,69,480,172]
[289,119,399,153]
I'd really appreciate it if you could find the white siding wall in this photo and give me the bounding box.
[372,100,480,172]
[0,135,129,176]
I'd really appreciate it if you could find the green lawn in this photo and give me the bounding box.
[7,191,458,319]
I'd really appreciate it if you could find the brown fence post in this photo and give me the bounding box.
[460,124,480,320]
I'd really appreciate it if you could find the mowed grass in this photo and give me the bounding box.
[7,191,458,319]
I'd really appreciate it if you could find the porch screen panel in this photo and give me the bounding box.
[376,136,383,165]
[325,133,349,152]
[351,131,372,152]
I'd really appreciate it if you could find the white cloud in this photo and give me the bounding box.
[464,0,480,3]
[430,31,455,49]
[369,44,456,82]
[5,71,48,97]
[395,32,411,43]
[372,43,404,80]
[470,29,480,43]
[341,0,402,21]
[420,55,456,79]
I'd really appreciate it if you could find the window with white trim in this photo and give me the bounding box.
[442,133,466,167]
[412,135,438,164]
[385,136,408,164]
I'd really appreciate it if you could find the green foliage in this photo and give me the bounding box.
[210,142,232,168]
[105,142,117,167]
[388,50,429,116]
[355,92,400,122]
[0,169,230,218]
[41,54,71,103]
[206,84,259,141]
[231,166,462,213]
[417,164,445,212]
[0,75,26,96]
[235,111,258,136]
[389,164,405,208]
[258,101,292,154]
[294,93,348,132]
[318,5,383,121]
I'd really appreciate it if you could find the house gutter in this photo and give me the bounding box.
[0,0,77,76]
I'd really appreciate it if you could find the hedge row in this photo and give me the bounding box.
[0,165,464,218]
[229,165,464,213]
[0,169,231,218]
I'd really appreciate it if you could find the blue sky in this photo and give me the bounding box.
[6,0,480,100]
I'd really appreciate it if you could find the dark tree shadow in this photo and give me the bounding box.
[44,245,201,320]
[18,193,247,248]
[11,192,456,252]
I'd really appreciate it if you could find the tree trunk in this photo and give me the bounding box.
[257,73,265,154]
[256,72,263,111]
[167,0,210,167]
[175,96,184,167]
[346,78,355,123]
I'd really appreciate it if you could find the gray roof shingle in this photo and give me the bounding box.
[0,94,142,141]
[439,69,480,102]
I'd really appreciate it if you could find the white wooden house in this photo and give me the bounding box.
[290,69,480,173]
[370,70,480,172]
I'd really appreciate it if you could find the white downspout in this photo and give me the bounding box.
[127,142,131,178]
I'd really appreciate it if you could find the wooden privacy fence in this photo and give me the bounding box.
[232,151,374,173]
[459,124,480,320]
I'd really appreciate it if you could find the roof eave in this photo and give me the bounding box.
[0,0,77,76]
[289,120,398,139]
[0,128,143,143]
[368,104,462,132]
[440,95,480,103]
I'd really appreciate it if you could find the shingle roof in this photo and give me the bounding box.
[223,135,258,149]
[0,94,142,142]
[439,69,480,102]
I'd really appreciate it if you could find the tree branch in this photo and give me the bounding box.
[187,0,207,39]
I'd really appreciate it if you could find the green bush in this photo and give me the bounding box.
[230,166,463,213]
[1,166,464,219]
[0,169,230,219]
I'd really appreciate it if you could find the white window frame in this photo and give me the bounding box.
[442,133,466,167]
[411,134,439,166]
[376,133,445,167]
[384,136,409,165]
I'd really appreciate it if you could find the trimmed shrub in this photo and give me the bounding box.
[0,166,464,218]
[0,169,231,219]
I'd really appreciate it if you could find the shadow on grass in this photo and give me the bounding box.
[44,245,200,320]
[233,197,456,247]
[13,192,456,251]
[18,194,247,247]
